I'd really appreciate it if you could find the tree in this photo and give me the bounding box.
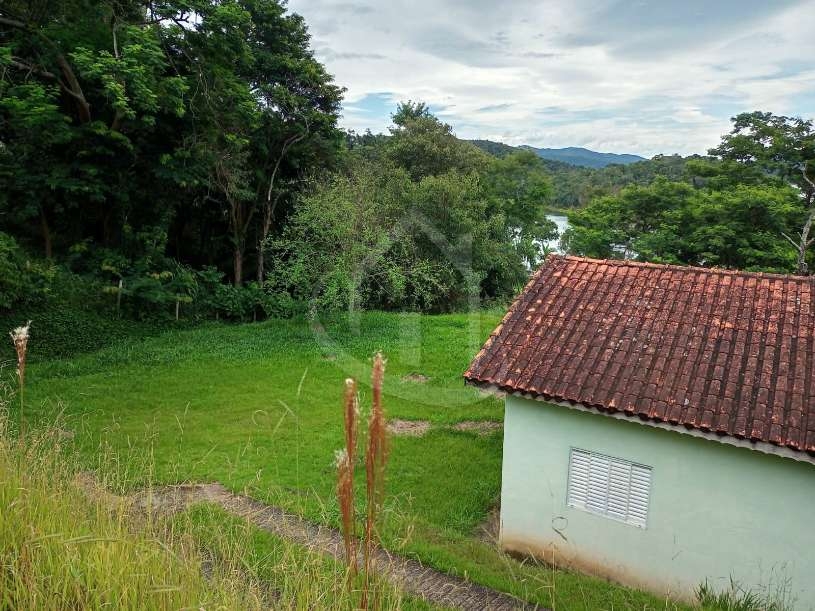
[0,0,342,289]
[1,0,188,261]
[485,150,556,266]
[268,104,555,312]
[563,178,695,261]
[152,0,343,285]
[563,113,814,275]
[710,112,815,273]
[563,176,801,273]
[385,106,488,181]
[391,100,431,125]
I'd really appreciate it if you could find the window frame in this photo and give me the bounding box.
[566,447,653,529]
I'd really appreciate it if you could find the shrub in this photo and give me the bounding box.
[0,268,171,362]
[0,231,53,310]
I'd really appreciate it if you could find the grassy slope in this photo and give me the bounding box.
[0,422,423,610]
[23,311,690,610]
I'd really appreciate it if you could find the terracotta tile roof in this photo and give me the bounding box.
[465,255,815,454]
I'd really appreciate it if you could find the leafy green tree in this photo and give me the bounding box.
[267,158,412,311]
[485,150,556,265]
[564,113,813,275]
[1,0,342,291]
[710,111,815,273]
[385,106,488,181]
[151,0,343,286]
[682,185,800,272]
[563,177,801,272]
[269,105,555,312]
[563,178,695,260]
[1,1,188,262]
[391,100,432,125]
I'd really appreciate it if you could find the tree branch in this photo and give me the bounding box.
[1,14,91,122]
[8,57,57,80]
[780,232,800,249]
[802,161,815,195]
[54,54,90,123]
[0,15,27,29]
[265,114,310,207]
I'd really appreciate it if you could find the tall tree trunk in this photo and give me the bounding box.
[255,120,309,283]
[796,207,814,275]
[256,202,274,284]
[40,208,52,259]
[256,237,265,285]
[54,54,91,123]
[233,244,243,287]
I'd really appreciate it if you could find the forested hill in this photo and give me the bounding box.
[521,146,644,168]
[467,140,644,168]
[470,140,691,209]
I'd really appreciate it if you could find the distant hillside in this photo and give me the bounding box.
[469,139,691,209]
[521,146,645,168]
[468,139,519,158]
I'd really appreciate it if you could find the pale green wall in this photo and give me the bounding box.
[501,396,815,609]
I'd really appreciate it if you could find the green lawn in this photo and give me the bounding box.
[23,311,690,610]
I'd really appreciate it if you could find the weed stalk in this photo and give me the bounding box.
[337,377,359,574]
[9,321,31,436]
[336,352,389,609]
[363,352,388,609]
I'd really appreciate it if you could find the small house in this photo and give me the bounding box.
[465,255,815,607]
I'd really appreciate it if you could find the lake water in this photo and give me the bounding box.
[544,214,569,254]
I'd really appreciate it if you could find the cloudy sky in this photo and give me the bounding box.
[286,0,815,157]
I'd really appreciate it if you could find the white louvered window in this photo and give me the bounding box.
[567,448,652,528]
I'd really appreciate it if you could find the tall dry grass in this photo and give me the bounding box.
[9,320,30,433]
[336,352,390,609]
[0,399,264,609]
[338,376,359,574]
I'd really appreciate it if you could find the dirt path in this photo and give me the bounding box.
[81,477,544,610]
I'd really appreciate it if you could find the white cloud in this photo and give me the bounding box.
[289,0,815,156]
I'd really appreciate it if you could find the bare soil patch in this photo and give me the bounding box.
[401,372,430,383]
[475,503,501,545]
[387,419,431,437]
[451,421,503,436]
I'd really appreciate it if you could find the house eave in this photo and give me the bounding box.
[467,380,815,467]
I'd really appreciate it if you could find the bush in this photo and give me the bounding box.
[0,241,306,363]
[0,231,53,310]
[194,268,302,321]
[0,268,171,362]
[0,307,162,363]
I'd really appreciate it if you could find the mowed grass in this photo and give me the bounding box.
[21,311,691,610]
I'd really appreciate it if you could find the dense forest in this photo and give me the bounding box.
[0,0,555,349]
[1,0,814,358]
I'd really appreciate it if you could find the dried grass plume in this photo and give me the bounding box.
[9,321,31,387]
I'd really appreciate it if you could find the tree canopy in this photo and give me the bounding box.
[563,112,815,275]
[3,3,812,326]
[0,0,343,293]
[268,109,557,312]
